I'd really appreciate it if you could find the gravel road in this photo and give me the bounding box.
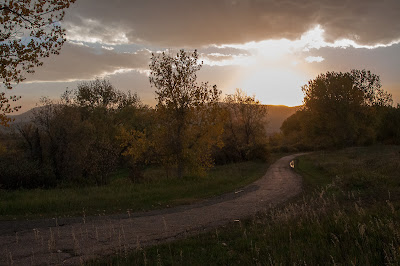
[0,153,305,265]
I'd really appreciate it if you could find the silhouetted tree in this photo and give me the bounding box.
[280,109,313,150]
[149,49,223,178]
[350,69,392,107]
[26,80,142,185]
[71,79,140,111]
[17,123,42,163]
[63,79,141,185]
[221,89,269,162]
[377,104,400,144]
[283,69,393,148]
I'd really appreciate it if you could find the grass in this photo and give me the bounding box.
[0,160,275,220]
[91,145,400,265]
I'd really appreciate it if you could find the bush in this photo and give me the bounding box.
[246,143,270,161]
[0,154,56,189]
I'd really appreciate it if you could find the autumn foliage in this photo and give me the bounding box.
[120,50,225,178]
[0,49,272,187]
[0,0,76,126]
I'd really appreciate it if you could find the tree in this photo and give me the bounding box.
[149,49,223,178]
[287,69,393,148]
[280,117,309,151]
[0,93,20,126]
[117,126,155,182]
[31,98,90,183]
[350,69,392,107]
[377,104,400,144]
[0,0,76,126]
[68,79,145,184]
[71,79,140,111]
[27,80,141,186]
[302,71,362,146]
[61,79,141,185]
[1,0,76,89]
[221,89,269,162]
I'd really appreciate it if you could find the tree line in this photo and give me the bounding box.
[272,69,400,151]
[0,50,398,189]
[0,50,269,189]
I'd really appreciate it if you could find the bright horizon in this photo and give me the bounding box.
[3,1,400,113]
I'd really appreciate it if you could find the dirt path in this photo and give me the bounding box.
[0,154,305,265]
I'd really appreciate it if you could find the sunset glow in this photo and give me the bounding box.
[4,1,400,112]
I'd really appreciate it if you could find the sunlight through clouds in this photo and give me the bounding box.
[205,25,400,68]
[238,68,308,106]
[196,25,400,106]
[203,26,331,68]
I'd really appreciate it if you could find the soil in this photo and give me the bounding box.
[0,153,306,265]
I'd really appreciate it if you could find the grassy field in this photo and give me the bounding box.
[0,160,273,220]
[91,145,400,265]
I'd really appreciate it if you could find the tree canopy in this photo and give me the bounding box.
[1,0,76,89]
[0,0,75,126]
[221,89,269,162]
[148,49,223,177]
[282,69,393,149]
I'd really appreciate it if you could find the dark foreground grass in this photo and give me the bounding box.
[91,145,400,265]
[0,161,272,220]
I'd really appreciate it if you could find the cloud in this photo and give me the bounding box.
[25,42,152,82]
[305,56,324,63]
[199,46,250,57]
[297,42,400,104]
[102,46,114,51]
[65,17,130,45]
[203,53,234,61]
[64,0,400,47]
[302,42,400,79]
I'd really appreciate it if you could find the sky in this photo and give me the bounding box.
[5,0,400,113]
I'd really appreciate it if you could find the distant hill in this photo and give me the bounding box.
[8,107,39,124]
[2,104,300,135]
[0,107,38,133]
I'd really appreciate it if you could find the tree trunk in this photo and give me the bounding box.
[175,110,185,178]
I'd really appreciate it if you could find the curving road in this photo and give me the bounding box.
[0,154,305,265]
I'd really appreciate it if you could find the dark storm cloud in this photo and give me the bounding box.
[64,0,400,46]
[25,43,151,82]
